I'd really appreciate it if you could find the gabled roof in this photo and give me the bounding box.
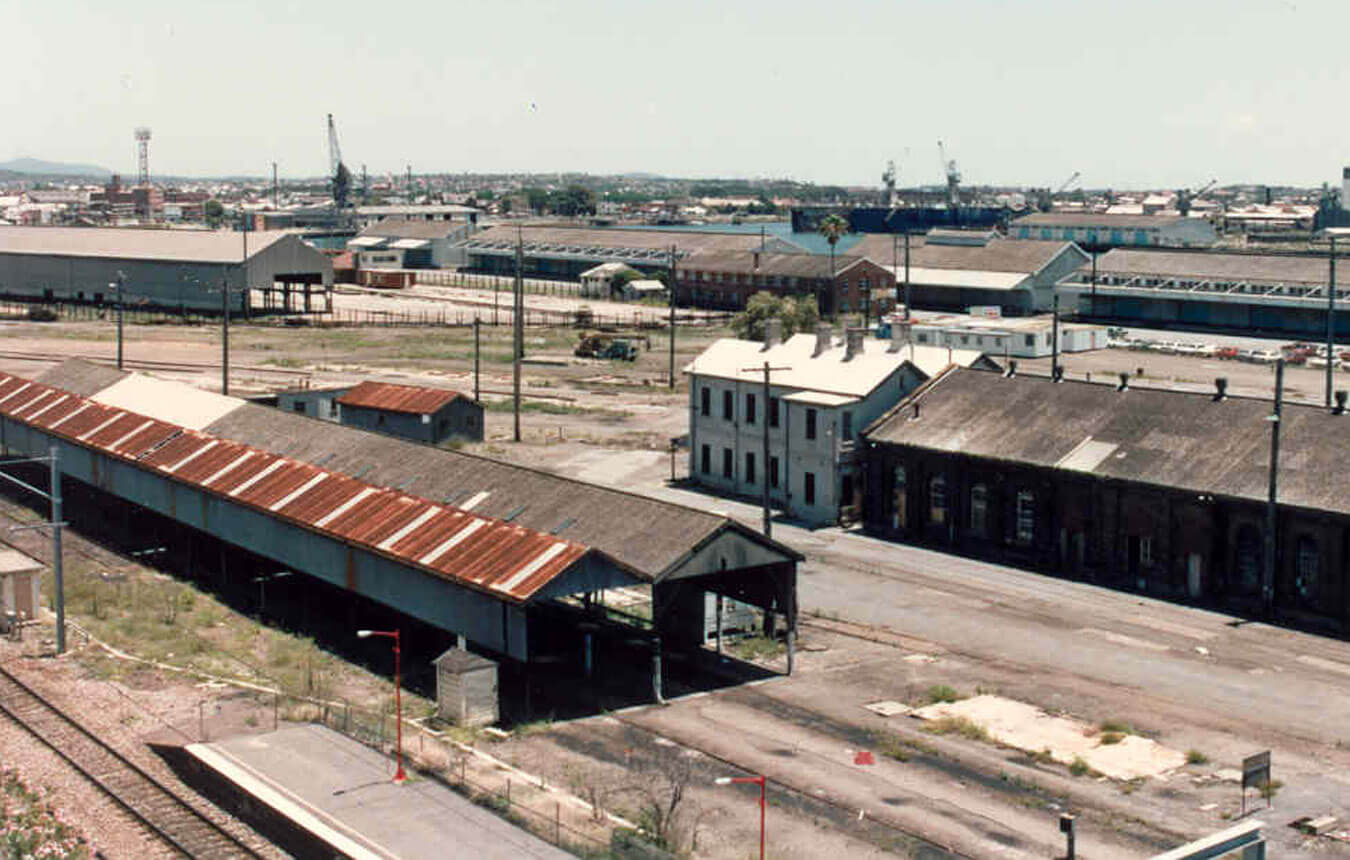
[35,361,800,579]
[357,218,465,241]
[0,372,596,602]
[1092,249,1329,286]
[1012,212,1205,229]
[0,226,292,263]
[866,367,1350,516]
[847,233,1080,274]
[337,381,466,415]
[678,252,869,279]
[684,333,986,399]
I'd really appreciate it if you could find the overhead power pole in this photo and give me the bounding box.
[668,245,677,390]
[741,362,791,537]
[513,228,523,442]
[473,316,481,402]
[1051,293,1061,379]
[221,265,230,395]
[1327,235,1338,408]
[903,232,912,319]
[114,271,125,370]
[1264,359,1284,619]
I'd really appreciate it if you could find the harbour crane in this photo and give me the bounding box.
[327,113,352,210]
[937,140,961,207]
[882,159,898,208]
[1035,171,1081,212]
[1176,178,1217,216]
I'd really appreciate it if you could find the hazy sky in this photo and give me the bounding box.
[5,0,1346,188]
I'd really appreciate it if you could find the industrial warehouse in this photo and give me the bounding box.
[0,360,801,721]
[0,226,334,315]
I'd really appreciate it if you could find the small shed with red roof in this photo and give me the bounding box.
[337,381,483,444]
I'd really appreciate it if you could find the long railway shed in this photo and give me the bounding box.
[0,226,333,315]
[0,360,799,714]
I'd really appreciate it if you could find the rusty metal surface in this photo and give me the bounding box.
[336,381,464,416]
[0,373,591,603]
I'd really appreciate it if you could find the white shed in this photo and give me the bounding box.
[433,648,499,727]
[0,547,42,628]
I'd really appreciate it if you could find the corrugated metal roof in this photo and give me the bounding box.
[865,367,1350,516]
[1012,212,1202,229]
[683,333,987,399]
[1093,249,1329,286]
[883,266,1029,291]
[0,226,292,263]
[0,373,596,603]
[848,234,1081,275]
[337,381,465,415]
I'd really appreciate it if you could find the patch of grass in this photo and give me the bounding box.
[1030,747,1056,765]
[925,684,964,705]
[923,715,989,742]
[871,730,911,763]
[1120,778,1145,795]
[1186,749,1209,765]
[1069,757,1090,777]
[1099,731,1125,745]
[1258,778,1283,800]
[1098,719,1134,735]
[727,635,785,662]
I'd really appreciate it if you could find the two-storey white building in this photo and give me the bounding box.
[684,322,994,526]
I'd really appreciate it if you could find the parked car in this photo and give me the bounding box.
[1215,346,1240,360]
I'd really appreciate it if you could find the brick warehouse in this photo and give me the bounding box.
[675,251,896,315]
[861,366,1350,632]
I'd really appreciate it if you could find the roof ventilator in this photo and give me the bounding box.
[844,328,865,361]
[1214,377,1228,401]
[763,318,782,351]
[813,324,833,358]
[1117,372,1130,392]
[888,319,911,352]
[1335,390,1348,416]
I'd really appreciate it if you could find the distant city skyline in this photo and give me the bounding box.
[5,0,1348,189]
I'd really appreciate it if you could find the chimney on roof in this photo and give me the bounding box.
[1117,372,1130,391]
[1005,359,1017,378]
[763,318,783,351]
[844,328,865,361]
[1214,377,1228,401]
[813,323,833,357]
[1335,390,1348,415]
[888,319,911,352]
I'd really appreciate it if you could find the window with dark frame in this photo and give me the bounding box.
[806,408,817,440]
[746,393,756,425]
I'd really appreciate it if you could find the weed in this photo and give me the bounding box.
[1098,720,1134,735]
[1030,747,1055,765]
[727,635,784,662]
[1258,779,1283,800]
[1099,731,1125,745]
[870,731,911,763]
[925,685,964,705]
[1186,749,1209,765]
[1069,757,1090,777]
[923,715,989,742]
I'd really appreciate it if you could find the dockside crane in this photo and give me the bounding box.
[882,159,898,208]
[1036,171,1081,212]
[1176,178,1217,216]
[327,113,352,211]
[937,140,961,207]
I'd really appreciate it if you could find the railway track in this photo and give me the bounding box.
[0,666,264,858]
[0,348,311,379]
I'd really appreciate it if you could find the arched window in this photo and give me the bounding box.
[1296,535,1320,603]
[1015,490,1035,544]
[929,475,947,526]
[1235,525,1261,593]
[891,465,907,530]
[969,483,988,536]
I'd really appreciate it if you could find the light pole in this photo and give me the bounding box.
[252,570,292,618]
[357,628,406,783]
[110,271,126,370]
[714,774,766,860]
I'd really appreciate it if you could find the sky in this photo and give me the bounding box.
[4,0,1347,189]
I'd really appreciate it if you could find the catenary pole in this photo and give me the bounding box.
[1327,235,1337,408]
[668,245,677,390]
[50,446,64,655]
[1264,359,1284,619]
[513,228,523,442]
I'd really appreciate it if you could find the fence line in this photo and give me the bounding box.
[6,298,732,331]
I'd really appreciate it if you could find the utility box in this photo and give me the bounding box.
[0,547,42,630]
[433,649,499,728]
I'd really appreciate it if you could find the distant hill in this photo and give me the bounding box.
[0,157,111,177]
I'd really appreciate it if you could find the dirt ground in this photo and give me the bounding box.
[3,313,1348,857]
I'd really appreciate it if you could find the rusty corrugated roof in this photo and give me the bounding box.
[336,381,465,415]
[0,373,593,603]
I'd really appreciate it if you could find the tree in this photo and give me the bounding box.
[817,213,849,321]
[732,292,818,341]
[550,184,597,216]
[524,187,550,214]
[203,199,224,227]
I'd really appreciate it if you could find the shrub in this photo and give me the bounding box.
[1069,757,1090,777]
[923,715,989,742]
[1186,749,1209,765]
[926,685,964,705]
[1099,731,1125,745]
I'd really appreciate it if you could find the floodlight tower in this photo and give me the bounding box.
[135,127,152,186]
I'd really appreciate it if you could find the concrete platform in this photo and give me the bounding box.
[184,724,572,860]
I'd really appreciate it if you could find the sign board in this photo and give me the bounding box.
[968,305,1003,319]
[1241,751,1270,792]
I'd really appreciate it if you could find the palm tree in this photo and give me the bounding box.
[817,213,849,321]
